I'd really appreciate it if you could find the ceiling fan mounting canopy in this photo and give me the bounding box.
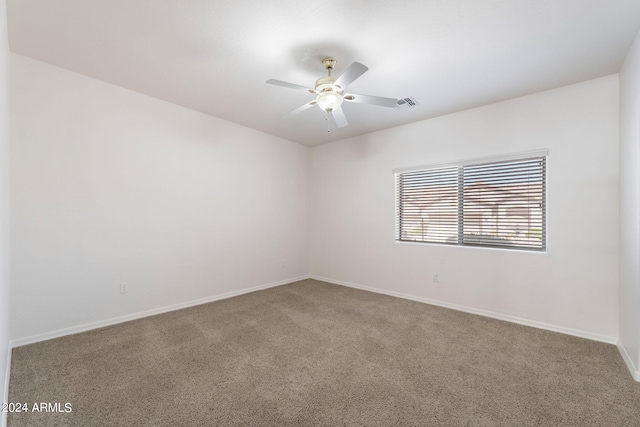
[321,57,337,72]
[266,56,399,130]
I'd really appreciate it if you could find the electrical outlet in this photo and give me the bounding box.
[120,282,129,294]
[432,274,439,283]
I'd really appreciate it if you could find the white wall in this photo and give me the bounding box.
[10,55,310,341]
[0,0,10,420]
[619,28,640,378]
[311,76,619,342]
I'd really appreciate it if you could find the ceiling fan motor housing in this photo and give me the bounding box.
[315,76,341,93]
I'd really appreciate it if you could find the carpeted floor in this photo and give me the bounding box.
[7,279,640,426]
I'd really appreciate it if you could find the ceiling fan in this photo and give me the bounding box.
[266,57,399,131]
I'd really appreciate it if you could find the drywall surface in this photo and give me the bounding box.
[0,0,10,419]
[10,55,310,340]
[619,29,640,373]
[311,76,619,340]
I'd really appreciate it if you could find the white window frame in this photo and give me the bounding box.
[394,150,547,251]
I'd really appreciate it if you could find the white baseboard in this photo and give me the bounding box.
[11,275,310,348]
[310,275,617,345]
[617,341,640,382]
[2,344,10,427]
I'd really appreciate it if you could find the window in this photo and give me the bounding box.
[395,152,546,251]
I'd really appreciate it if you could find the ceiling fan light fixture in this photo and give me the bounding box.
[316,90,343,112]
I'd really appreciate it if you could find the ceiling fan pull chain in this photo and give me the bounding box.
[325,114,331,132]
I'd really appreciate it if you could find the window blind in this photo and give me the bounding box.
[396,155,546,251]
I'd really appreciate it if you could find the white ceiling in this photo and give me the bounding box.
[7,0,640,146]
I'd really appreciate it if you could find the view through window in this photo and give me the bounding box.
[396,154,546,251]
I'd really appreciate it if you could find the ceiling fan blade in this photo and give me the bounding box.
[266,79,316,94]
[344,93,398,108]
[334,62,368,90]
[281,101,317,118]
[329,107,348,128]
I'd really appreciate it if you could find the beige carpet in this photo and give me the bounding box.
[8,279,640,426]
